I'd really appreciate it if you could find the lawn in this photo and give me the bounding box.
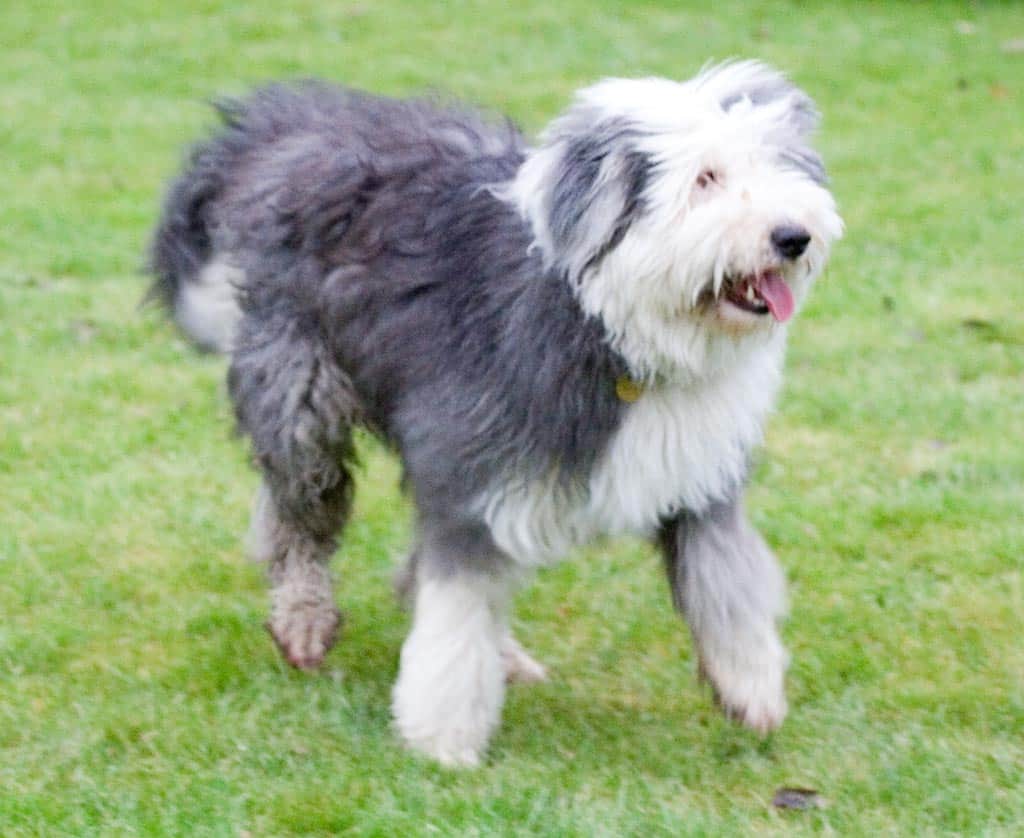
[1,0,1022,834]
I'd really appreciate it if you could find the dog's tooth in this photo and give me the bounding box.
[746,284,756,303]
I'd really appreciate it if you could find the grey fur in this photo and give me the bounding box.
[148,83,637,682]
[659,498,789,730]
[148,70,832,758]
[779,146,827,185]
[717,69,827,184]
[150,82,631,563]
[545,118,652,282]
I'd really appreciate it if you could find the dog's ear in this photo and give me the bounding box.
[548,124,651,282]
[510,113,651,284]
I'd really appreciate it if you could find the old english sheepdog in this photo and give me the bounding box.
[149,61,842,766]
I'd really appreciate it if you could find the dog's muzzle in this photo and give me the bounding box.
[722,269,795,322]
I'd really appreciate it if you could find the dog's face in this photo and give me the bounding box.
[508,62,844,379]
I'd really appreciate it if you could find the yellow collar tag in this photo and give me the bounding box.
[615,375,644,403]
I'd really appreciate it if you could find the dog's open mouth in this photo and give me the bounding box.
[722,269,794,322]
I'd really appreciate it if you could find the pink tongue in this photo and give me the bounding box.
[756,271,794,322]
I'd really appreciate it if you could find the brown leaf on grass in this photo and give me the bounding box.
[772,787,826,810]
[961,317,994,330]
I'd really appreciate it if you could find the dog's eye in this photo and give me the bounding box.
[696,169,720,189]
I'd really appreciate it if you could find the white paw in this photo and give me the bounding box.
[397,728,485,769]
[393,675,498,769]
[699,641,789,734]
[501,634,548,684]
[392,575,507,768]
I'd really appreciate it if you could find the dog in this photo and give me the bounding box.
[148,61,842,767]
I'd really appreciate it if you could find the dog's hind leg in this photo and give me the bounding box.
[230,323,360,670]
[247,481,345,670]
[659,498,789,734]
[499,632,548,684]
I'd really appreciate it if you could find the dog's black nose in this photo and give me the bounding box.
[771,225,811,260]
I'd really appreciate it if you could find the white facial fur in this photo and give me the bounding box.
[507,61,844,383]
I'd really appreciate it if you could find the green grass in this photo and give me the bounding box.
[2,0,1023,834]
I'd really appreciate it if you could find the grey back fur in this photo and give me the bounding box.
[150,83,633,538]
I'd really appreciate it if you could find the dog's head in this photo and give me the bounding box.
[506,61,844,379]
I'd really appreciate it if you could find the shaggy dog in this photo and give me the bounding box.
[149,61,842,767]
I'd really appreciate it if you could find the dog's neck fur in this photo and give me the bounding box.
[478,332,784,564]
[476,231,788,564]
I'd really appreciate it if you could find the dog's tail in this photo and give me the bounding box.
[147,131,243,354]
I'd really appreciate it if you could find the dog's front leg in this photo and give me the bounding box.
[392,551,511,767]
[659,498,789,733]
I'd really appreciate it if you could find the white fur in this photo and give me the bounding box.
[698,619,789,734]
[174,257,243,352]
[500,633,548,684]
[392,572,509,767]
[506,62,843,382]
[484,62,842,566]
[193,64,843,765]
[480,330,785,564]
